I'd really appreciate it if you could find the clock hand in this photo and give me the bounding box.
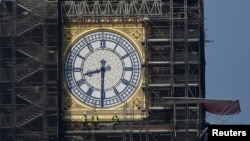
[84,69,100,77]
[84,65,110,77]
[84,60,111,107]
[100,59,106,107]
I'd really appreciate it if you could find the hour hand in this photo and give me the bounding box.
[84,69,100,77]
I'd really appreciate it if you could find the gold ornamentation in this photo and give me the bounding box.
[133,98,141,107]
[64,30,73,41]
[62,23,146,120]
[132,30,141,40]
[65,98,73,109]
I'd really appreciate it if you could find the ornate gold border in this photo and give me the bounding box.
[61,24,147,120]
[63,28,144,65]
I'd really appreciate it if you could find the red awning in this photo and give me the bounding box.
[203,100,241,115]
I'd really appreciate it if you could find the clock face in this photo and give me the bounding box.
[64,31,142,108]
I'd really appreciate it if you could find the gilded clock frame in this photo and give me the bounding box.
[62,23,146,121]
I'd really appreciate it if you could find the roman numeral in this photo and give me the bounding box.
[114,88,119,95]
[77,54,85,60]
[121,54,129,59]
[76,79,85,86]
[86,87,94,95]
[121,79,130,85]
[87,43,93,51]
[100,40,105,48]
[112,37,122,51]
[73,67,82,72]
[124,67,133,71]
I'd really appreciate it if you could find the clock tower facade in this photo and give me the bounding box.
[59,1,206,141]
[61,20,147,121]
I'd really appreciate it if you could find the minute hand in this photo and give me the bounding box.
[100,59,106,108]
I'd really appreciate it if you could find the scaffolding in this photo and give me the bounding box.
[0,0,58,141]
[60,1,205,141]
[0,0,206,141]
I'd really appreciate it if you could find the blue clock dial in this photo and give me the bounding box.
[64,31,142,108]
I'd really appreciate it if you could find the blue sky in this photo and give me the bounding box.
[204,0,250,124]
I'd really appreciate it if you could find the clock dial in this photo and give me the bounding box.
[64,31,142,108]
